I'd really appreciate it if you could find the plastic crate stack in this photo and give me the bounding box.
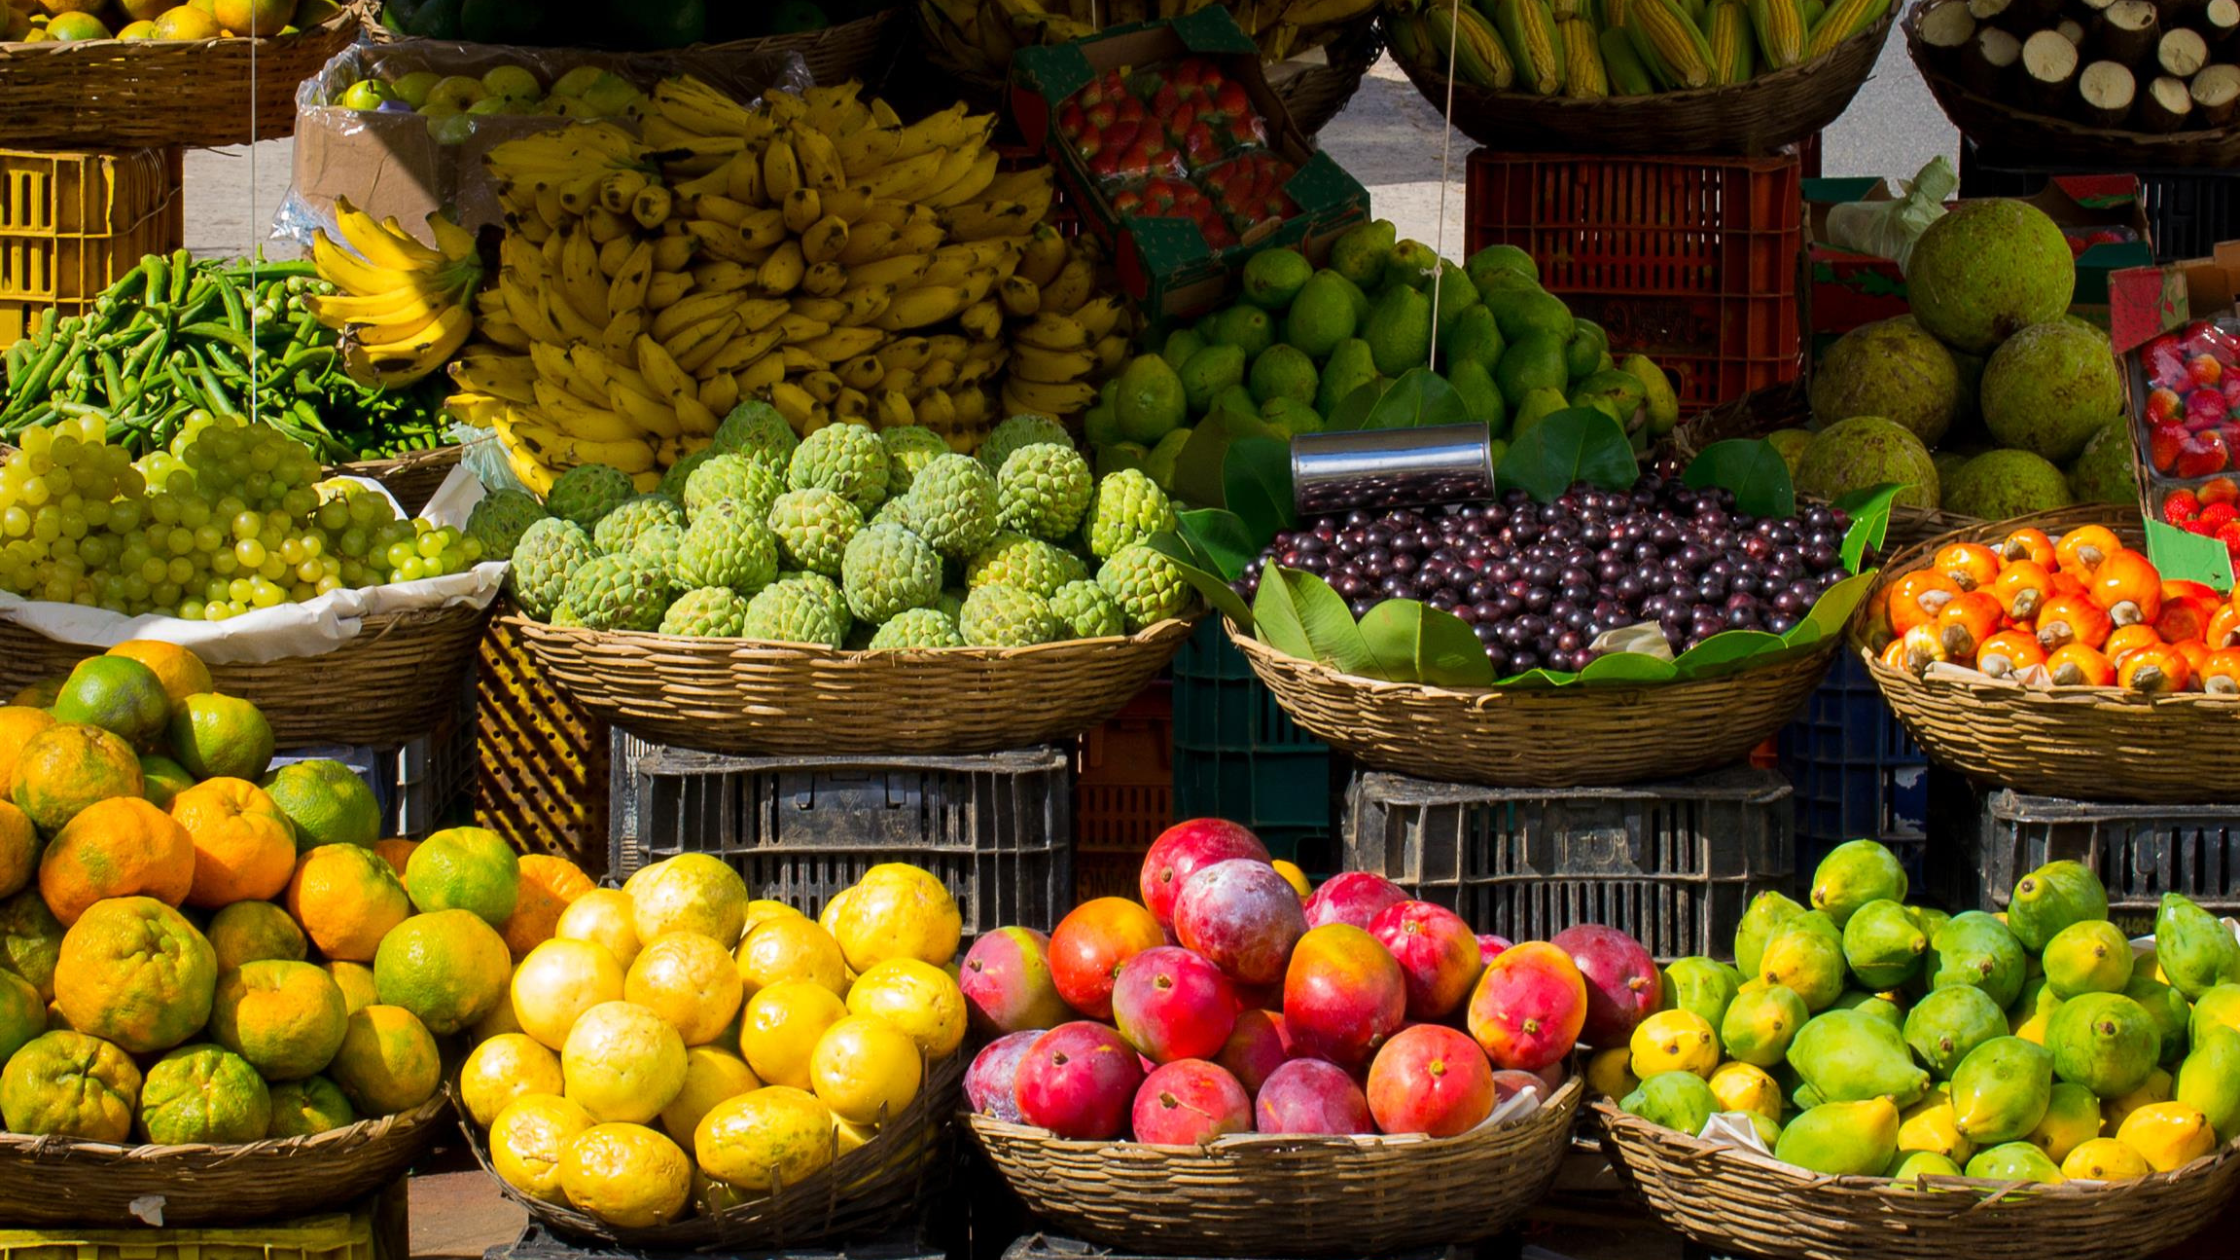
[1171,621,1349,873]
[1073,682,1175,902]
[1775,653,1930,889]
[1462,148,1806,417]
[1957,140,2240,264]
[0,146,184,348]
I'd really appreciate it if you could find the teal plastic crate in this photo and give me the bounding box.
[1172,621,1343,870]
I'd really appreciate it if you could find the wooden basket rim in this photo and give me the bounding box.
[499,611,1199,662]
[0,1090,445,1165]
[335,444,463,477]
[0,0,361,54]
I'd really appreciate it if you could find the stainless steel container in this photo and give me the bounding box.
[1290,424,1497,517]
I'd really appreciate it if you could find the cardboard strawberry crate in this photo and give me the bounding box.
[1009,6,1369,321]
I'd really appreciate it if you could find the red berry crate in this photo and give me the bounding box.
[1464,149,1804,416]
[1073,680,1173,903]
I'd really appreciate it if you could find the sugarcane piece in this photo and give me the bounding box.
[2161,27,2210,77]
[2055,17,2085,45]
[2205,0,2240,49]
[2076,58,2138,125]
[1918,0,1978,66]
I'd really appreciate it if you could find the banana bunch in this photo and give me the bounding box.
[998,228,1131,421]
[307,198,482,390]
[917,0,1377,76]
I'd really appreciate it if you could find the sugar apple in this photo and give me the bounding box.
[966,532,1087,597]
[464,489,547,561]
[869,607,966,649]
[683,453,784,520]
[1050,579,1125,640]
[592,494,686,555]
[1084,469,1177,560]
[779,570,850,631]
[508,518,598,620]
[549,604,586,628]
[630,523,684,575]
[842,523,943,624]
[882,427,953,496]
[562,553,674,632]
[676,500,779,595]
[959,584,1061,647]
[997,443,1093,540]
[978,413,1073,473]
[742,578,848,648]
[768,488,864,577]
[788,423,890,511]
[872,496,916,528]
[657,449,711,500]
[544,464,635,529]
[711,401,799,476]
[1097,545,1193,632]
[660,587,750,637]
[900,454,999,559]
[935,589,967,619]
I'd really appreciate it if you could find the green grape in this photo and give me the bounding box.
[179,599,206,620]
[235,538,266,568]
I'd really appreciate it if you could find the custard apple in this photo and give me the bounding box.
[684,453,783,520]
[656,449,711,500]
[742,578,847,648]
[549,604,586,628]
[631,523,684,574]
[882,427,953,496]
[593,494,686,555]
[768,488,863,577]
[676,500,779,595]
[978,413,1072,473]
[997,444,1093,540]
[900,454,999,559]
[779,570,850,631]
[464,489,547,561]
[842,523,943,623]
[1097,544,1193,632]
[869,607,966,649]
[562,553,674,631]
[788,423,889,511]
[935,589,967,619]
[959,584,1061,647]
[711,401,799,475]
[1050,579,1125,639]
[873,496,916,528]
[1084,469,1177,559]
[660,587,749,637]
[966,532,1087,597]
[544,464,635,529]
[509,518,597,620]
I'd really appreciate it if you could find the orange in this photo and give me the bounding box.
[659,1046,759,1144]
[171,777,297,908]
[627,855,748,947]
[490,1094,593,1203]
[735,915,847,1000]
[50,656,171,746]
[559,1122,692,1229]
[844,958,966,1059]
[170,693,274,782]
[118,0,176,22]
[556,889,641,969]
[43,12,110,41]
[809,1014,921,1125]
[39,796,196,924]
[460,1032,564,1128]
[0,889,64,1001]
[9,678,64,708]
[105,641,211,711]
[329,1004,440,1117]
[512,937,625,1051]
[150,6,221,38]
[325,961,378,1015]
[262,759,381,852]
[138,1043,271,1145]
[503,854,595,961]
[0,800,33,900]
[137,753,196,811]
[0,1029,141,1142]
[266,1075,357,1138]
[207,899,307,971]
[404,826,519,926]
[739,981,847,1091]
[373,838,419,878]
[212,0,291,35]
[0,707,55,798]
[372,909,511,1035]
[0,970,44,1063]
[626,932,743,1046]
[210,959,348,1081]
[287,844,411,962]
[561,1000,687,1123]
[10,722,142,833]
[52,896,217,1054]
[694,1086,834,1192]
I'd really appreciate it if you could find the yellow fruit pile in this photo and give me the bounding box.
[466,859,968,1229]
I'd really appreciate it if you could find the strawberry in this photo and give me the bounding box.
[2166,489,2203,524]
[2203,503,2240,531]
[2180,429,2233,479]
[1089,148,1120,179]
[2149,337,2192,391]
[2088,229,2127,247]
[2151,424,2191,474]
[1086,100,1117,131]
[2205,477,2240,505]
[2188,388,2228,430]
[2220,522,2240,558]
[2148,387,2185,425]
[1214,81,1251,119]
[2194,353,2226,387]
[2187,518,2220,537]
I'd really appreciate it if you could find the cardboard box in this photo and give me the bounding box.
[1009,7,1369,321]
[2109,244,2240,355]
[1803,175,2155,338]
[281,38,802,248]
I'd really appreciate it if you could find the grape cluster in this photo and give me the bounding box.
[0,412,479,621]
[1243,467,1855,675]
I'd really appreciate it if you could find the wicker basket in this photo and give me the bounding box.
[499,612,1194,756]
[1596,1099,2240,1260]
[0,2,367,148]
[0,600,493,748]
[1226,621,1838,788]
[1386,9,1890,156]
[0,1092,444,1228]
[1907,4,2240,169]
[1854,507,2240,802]
[1670,380,1982,552]
[337,445,462,517]
[462,1051,961,1249]
[369,10,899,86]
[968,1076,1582,1257]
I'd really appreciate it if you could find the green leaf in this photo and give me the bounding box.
[1834,484,1904,574]
[1417,605,1498,687]
[1786,570,1880,649]
[1328,379,1383,433]
[1672,630,1792,679]
[1148,528,1254,632]
[1577,652,1680,685]
[1171,509,1260,581]
[1495,666,1583,687]
[1168,424,1234,511]
[1255,566,1376,676]
[1252,564,1316,661]
[1355,601,1431,682]
[1494,408,1640,503]
[1366,368,1471,430]
[1684,439,1796,519]
[1222,437,1295,541]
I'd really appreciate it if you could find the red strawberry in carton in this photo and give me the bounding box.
[2218,521,2240,557]
[2179,429,2233,478]
[2152,423,2190,474]
[1090,148,1121,179]
[2149,387,2185,425]
[2187,387,2228,431]
[2182,320,2240,364]
[2167,489,2203,525]
[2194,353,2226,388]
[1214,80,1251,120]
[2088,229,2128,248]
[2149,334,2192,391]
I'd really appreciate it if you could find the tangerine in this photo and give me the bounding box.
[170,777,296,907]
[287,844,410,962]
[39,796,196,924]
[50,656,169,746]
[104,641,211,711]
[503,854,594,960]
[209,959,348,1080]
[170,693,275,782]
[10,722,142,833]
[328,1004,439,1116]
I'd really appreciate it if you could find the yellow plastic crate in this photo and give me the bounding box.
[0,1208,375,1260]
[0,146,185,350]
[476,616,609,871]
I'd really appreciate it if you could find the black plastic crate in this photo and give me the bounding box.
[1003,1237,1466,1260]
[1343,766,1793,961]
[1172,620,1350,872]
[1958,140,2240,264]
[609,733,1073,937]
[1927,768,2240,940]
[1777,653,1928,862]
[487,1224,942,1260]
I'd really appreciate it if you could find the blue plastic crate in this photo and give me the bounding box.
[1777,653,1928,848]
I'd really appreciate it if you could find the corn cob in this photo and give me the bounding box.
[1629,0,1715,88]
[1605,0,1630,27]
[1389,10,1429,63]
[1561,17,1610,96]
[1709,1,1755,83]
[1600,26,1658,92]
[1495,0,1568,95]
[1429,2,1519,88]
[1748,0,1807,68]
[1802,0,1825,24]
[1550,0,1580,18]
[1806,0,1884,56]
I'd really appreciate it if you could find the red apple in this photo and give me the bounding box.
[1369,900,1484,1021]
[1302,872,1408,930]
[1048,897,1167,1021]
[1139,819,1269,926]
[1014,1021,1146,1140]
[1366,1024,1496,1137]
[1111,946,1237,1064]
[1131,1059,1252,1145]
[1172,859,1306,986]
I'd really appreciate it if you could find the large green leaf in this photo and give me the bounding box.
[1223,437,1295,542]
[1672,630,1792,679]
[1494,409,1640,503]
[1148,527,1253,632]
[1366,368,1470,430]
[1785,570,1879,649]
[1171,508,1260,581]
[1355,600,1498,687]
[1495,666,1584,687]
[1835,483,1904,574]
[1684,439,1795,519]
[1577,652,1680,685]
[1255,566,1375,676]
[1353,601,1426,682]
[1168,424,1234,511]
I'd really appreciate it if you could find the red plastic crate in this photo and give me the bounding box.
[1464,149,1804,415]
[1073,681,1173,902]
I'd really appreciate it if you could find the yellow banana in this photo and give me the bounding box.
[735,354,786,395]
[1016,225,1068,288]
[756,241,807,295]
[836,222,900,266]
[651,291,742,342]
[636,336,698,403]
[702,326,786,375]
[608,240,656,316]
[1008,343,1097,383]
[1011,310,1088,351]
[782,187,824,236]
[763,138,804,203]
[998,274,1041,318]
[699,372,741,417]
[652,234,699,272]
[1001,378,1097,416]
[791,126,847,193]
[646,271,693,309]
[959,298,1002,341]
[801,215,851,265]
[838,353,887,392]
[797,327,887,363]
[333,197,447,271]
[870,284,969,331]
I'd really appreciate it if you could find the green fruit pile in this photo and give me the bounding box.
[1083,219,1680,492]
[506,405,1196,648]
[1610,838,2240,1185]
